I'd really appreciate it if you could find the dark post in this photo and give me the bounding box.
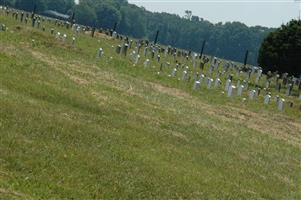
[113,22,117,32]
[154,30,159,45]
[91,27,96,37]
[32,17,36,27]
[20,12,24,22]
[244,50,249,67]
[200,40,206,59]
[70,12,75,25]
[31,4,36,19]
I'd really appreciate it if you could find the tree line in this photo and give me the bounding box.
[258,20,301,77]
[1,0,274,65]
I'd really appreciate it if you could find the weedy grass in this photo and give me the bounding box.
[0,14,301,199]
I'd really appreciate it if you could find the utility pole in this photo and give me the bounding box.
[154,30,159,45]
[244,50,249,67]
[200,40,206,59]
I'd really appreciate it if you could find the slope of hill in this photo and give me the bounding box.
[0,12,301,199]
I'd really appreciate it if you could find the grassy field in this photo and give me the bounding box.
[0,13,301,199]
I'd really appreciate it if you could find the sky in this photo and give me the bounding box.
[128,0,301,28]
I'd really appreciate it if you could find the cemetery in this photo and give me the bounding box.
[0,5,301,199]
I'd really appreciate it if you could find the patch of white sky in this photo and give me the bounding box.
[128,0,301,27]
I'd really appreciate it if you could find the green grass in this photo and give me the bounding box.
[0,12,301,199]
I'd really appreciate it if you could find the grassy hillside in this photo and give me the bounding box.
[0,12,301,199]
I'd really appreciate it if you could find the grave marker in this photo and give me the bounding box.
[286,84,293,96]
[228,85,236,97]
[193,81,201,90]
[97,48,103,58]
[63,34,67,42]
[134,54,140,65]
[225,79,231,91]
[182,70,188,81]
[278,98,285,111]
[122,43,129,56]
[264,94,271,105]
[207,78,213,89]
[214,78,221,88]
[144,47,148,57]
[116,45,121,54]
[237,85,244,96]
[171,68,177,77]
[199,74,205,85]
[144,59,150,68]
[249,90,256,100]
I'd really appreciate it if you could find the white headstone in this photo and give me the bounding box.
[97,48,103,58]
[134,54,140,65]
[63,34,67,42]
[214,78,221,88]
[249,90,256,100]
[237,85,244,96]
[257,69,263,77]
[193,81,201,90]
[182,71,188,81]
[76,26,80,34]
[286,84,293,96]
[164,47,168,57]
[225,79,231,91]
[278,98,285,111]
[207,78,213,89]
[199,74,205,85]
[171,68,177,77]
[228,85,236,97]
[112,31,117,39]
[56,32,61,39]
[144,47,148,57]
[144,59,150,68]
[265,81,270,88]
[255,69,262,84]
[264,94,271,105]
[236,80,241,88]
[31,39,35,47]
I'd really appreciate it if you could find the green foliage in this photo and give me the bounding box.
[44,0,74,13]
[74,2,97,27]
[5,0,273,65]
[258,20,301,76]
[14,0,46,12]
[95,2,121,29]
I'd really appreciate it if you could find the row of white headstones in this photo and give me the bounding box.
[126,48,300,112]
[50,28,299,112]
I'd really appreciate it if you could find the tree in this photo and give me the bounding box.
[74,2,96,27]
[95,2,121,29]
[258,20,301,76]
[44,0,75,13]
[14,0,46,12]
[191,15,199,22]
[184,10,192,20]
